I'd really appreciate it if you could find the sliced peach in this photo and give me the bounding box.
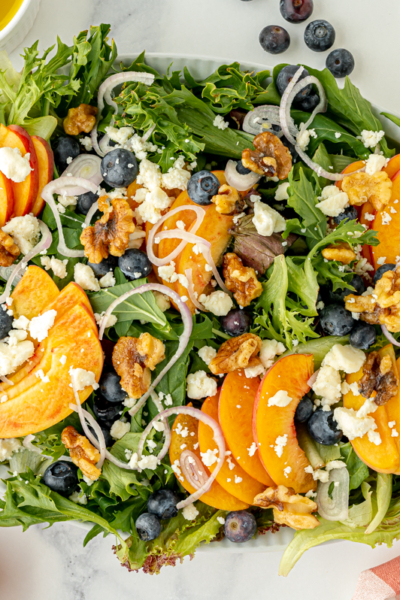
[371,170,400,268]
[0,303,103,438]
[0,171,14,226]
[11,266,60,320]
[4,125,39,217]
[0,123,8,146]
[45,281,95,321]
[336,160,366,191]
[253,354,316,494]
[343,344,400,474]
[219,370,274,486]
[31,136,54,216]
[384,154,400,180]
[169,409,249,511]
[198,392,265,505]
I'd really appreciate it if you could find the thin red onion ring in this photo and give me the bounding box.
[279,66,304,146]
[41,177,98,258]
[290,75,327,132]
[0,220,52,305]
[0,375,13,386]
[135,405,226,509]
[179,450,208,490]
[91,71,155,157]
[59,155,103,196]
[185,268,206,310]
[381,325,400,348]
[147,204,206,267]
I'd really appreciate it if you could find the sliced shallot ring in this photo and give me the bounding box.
[147,204,206,267]
[83,200,99,228]
[180,449,209,490]
[59,154,103,196]
[290,75,327,131]
[185,268,206,310]
[224,160,261,191]
[279,66,304,146]
[295,147,348,182]
[0,220,52,305]
[136,405,226,508]
[0,375,13,386]
[243,104,297,138]
[381,325,400,348]
[41,177,99,257]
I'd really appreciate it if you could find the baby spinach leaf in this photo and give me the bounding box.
[152,340,194,412]
[340,443,369,491]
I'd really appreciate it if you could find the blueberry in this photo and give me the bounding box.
[280,0,313,23]
[76,191,99,215]
[118,249,152,281]
[308,409,343,445]
[0,309,14,339]
[259,26,290,55]
[99,370,127,403]
[187,170,220,205]
[93,395,123,422]
[320,304,356,336]
[53,137,81,173]
[148,489,179,519]
[328,275,365,304]
[333,206,358,225]
[374,263,396,285]
[326,49,355,78]
[236,160,251,175]
[350,321,377,350]
[100,148,138,188]
[224,511,257,543]
[304,19,335,52]
[88,420,114,447]
[220,309,251,337]
[42,461,79,496]
[295,396,314,423]
[276,66,312,104]
[135,512,161,541]
[88,255,118,278]
[296,93,320,112]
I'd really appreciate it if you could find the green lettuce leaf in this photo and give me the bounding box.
[281,336,349,369]
[284,167,326,243]
[366,474,392,534]
[341,482,373,528]
[340,443,369,491]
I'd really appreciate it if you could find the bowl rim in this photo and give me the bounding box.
[0,0,33,41]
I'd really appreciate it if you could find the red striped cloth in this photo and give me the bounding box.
[353,555,400,599]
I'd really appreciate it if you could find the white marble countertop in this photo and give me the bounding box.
[3,1,400,599]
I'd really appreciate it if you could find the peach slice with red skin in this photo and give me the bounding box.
[253,354,316,494]
[384,154,400,180]
[219,370,274,486]
[198,391,265,505]
[169,408,249,511]
[31,136,54,216]
[11,266,60,320]
[343,344,400,474]
[3,124,39,217]
[0,171,14,226]
[371,170,400,269]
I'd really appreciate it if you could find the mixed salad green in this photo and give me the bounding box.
[1,23,400,576]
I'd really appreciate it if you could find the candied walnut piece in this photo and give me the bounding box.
[253,485,320,531]
[321,242,356,265]
[112,333,165,399]
[211,185,242,215]
[359,351,398,406]
[223,252,262,307]
[64,104,98,136]
[242,132,292,180]
[0,231,20,267]
[208,332,262,375]
[342,171,392,211]
[61,425,101,481]
[359,351,380,399]
[81,196,135,264]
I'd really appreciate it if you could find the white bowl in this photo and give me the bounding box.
[0,0,41,55]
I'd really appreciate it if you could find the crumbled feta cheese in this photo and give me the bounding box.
[182,503,200,520]
[94,312,118,329]
[244,363,265,379]
[200,448,219,467]
[322,344,366,374]
[176,220,186,230]
[60,355,67,365]
[306,490,317,498]
[41,256,68,279]
[136,158,162,191]
[341,380,360,397]
[365,154,387,175]
[137,455,159,470]
[268,390,293,408]
[0,335,34,377]
[0,147,31,182]
[58,194,78,208]
[367,430,382,445]
[335,132,342,139]
[259,339,286,369]
[29,310,57,343]
[35,369,50,383]
[153,291,171,312]
[198,291,233,316]
[69,490,88,505]
[274,434,288,458]
[364,212,375,222]
[153,421,165,433]
[80,136,93,152]
[12,315,29,331]
[312,365,342,404]
[283,466,292,478]
[326,460,347,471]
[187,370,217,399]
[234,475,243,484]
[69,367,99,391]
[275,182,290,201]
[198,346,217,366]
[99,271,116,288]
[359,130,385,149]
[248,442,257,457]
[252,201,286,237]
[3,215,40,255]
[136,186,173,224]
[213,115,229,130]
[110,420,130,440]
[74,263,100,292]
[0,438,21,461]
[304,465,329,483]
[315,185,349,217]
[296,126,316,151]
[161,157,191,190]
[217,516,225,525]
[377,256,386,266]
[105,126,135,146]
[334,406,378,441]
[158,262,177,283]
[382,212,392,225]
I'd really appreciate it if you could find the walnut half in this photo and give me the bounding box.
[342,171,392,211]
[358,351,398,406]
[211,185,242,215]
[0,231,20,267]
[253,485,320,530]
[61,426,101,481]
[223,252,262,307]
[64,104,98,136]
[321,243,356,265]
[208,333,262,375]
[242,132,292,180]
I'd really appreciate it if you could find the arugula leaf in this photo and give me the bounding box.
[286,257,318,317]
[329,153,355,172]
[284,167,326,243]
[381,112,400,128]
[312,143,333,188]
